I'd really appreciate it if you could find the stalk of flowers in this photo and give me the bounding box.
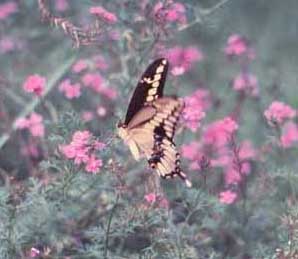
[161,46,203,76]
[182,88,211,132]
[15,112,45,138]
[60,130,105,174]
[224,34,259,100]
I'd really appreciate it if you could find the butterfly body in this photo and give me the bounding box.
[117,58,192,187]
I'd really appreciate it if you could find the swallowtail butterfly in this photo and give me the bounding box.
[117,58,192,187]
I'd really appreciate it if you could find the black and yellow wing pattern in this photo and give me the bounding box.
[117,58,192,187]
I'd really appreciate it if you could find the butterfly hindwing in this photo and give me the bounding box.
[124,58,168,125]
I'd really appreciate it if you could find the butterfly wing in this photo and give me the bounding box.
[128,97,192,187]
[124,58,168,125]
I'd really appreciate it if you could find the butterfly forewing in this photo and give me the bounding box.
[124,58,168,125]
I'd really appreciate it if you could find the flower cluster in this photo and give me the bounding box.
[59,79,81,99]
[264,101,296,126]
[144,193,169,209]
[90,6,117,24]
[224,34,255,59]
[182,117,256,204]
[60,130,105,173]
[232,73,258,96]
[0,1,18,21]
[225,34,258,97]
[162,46,203,76]
[23,74,46,97]
[15,112,45,138]
[153,1,186,25]
[183,89,210,132]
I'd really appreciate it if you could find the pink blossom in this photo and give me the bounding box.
[81,111,94,122]
[144,193,157,204]
[163,46,203,76]
[15,117,29,129]
[202,117,238,148]
[23,74,46,96]
[183,89,210,131]
[224,162,251,185]
[264,101,296,126]
[280,122,298,148]
[55,0,69,12]
[0,2,18,20]
[59,79,81,99]
[239,140,256,160]
[82,73,104,93]
[60,130,104,172]
[224,34,255,59]
[219,190,237,204]
[21,142,40,159]
[0,37,15,53]
[30,247,40,258]
[27,113,45,137]
[154,1,186,24]
[232,73,258,96]
[97,106,107,117]
[94,55,109,71]
[99,86,118,100]
[85,155,103,173]
[90,6,117,24]
[72,59,88,73]
[181,141,201,160]
[15,113,45,138]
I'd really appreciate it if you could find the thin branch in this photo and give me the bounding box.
[0,55,76,150]
[38,0,102,47]
[178,0,233,31]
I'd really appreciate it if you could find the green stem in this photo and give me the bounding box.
[104,193,120,259]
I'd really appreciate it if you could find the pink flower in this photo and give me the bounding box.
[59,79,81,99]
[94,55,109,71]
[15,117,29,129]
[144,193,157,204]
[202,117,238,148]
[219,190,237,204]
[224,34,255,59]
[72,59,88,73]
[0,2,18,20]
[60,130,104,172]
[85,155,103,173]
[90,6,117,24]
[97,106,107,117]
[99,86,118,100]
[239,140,256,160]
[163,46,203,76]
[280,122,298,148]
[181,141,201,160]
[55,0,69,12]
[0,37,15,53]
[27,113,45,137]
[82,73,104,93]
[224,162,251,185]
[232,73,258,96]
[264,101,296,126]
[30,247,40,258]
[183,89,210,131]
[154,1,186,25]
[81,111,94,122]
[23,74,46,96]
[15,113,45,138]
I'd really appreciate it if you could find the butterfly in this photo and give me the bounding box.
[117,58,192,187]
